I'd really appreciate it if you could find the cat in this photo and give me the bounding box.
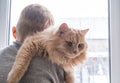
[7,23,89,83]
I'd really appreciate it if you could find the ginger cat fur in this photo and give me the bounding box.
[7,23,89,83]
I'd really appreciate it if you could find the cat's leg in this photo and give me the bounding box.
[7,37,40,83]
[65,70,75,83]
[7,46,33,83]
[7,52,32,83]
[63,66,75,83]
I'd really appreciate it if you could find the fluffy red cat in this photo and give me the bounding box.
[7,23,89,83]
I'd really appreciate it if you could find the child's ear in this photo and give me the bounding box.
[12,26,16,39]
[80,29,89,35]
[57,23,69,36]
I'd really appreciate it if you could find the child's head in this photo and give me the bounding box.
[12,4,54,42]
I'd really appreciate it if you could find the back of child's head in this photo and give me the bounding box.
[16,4,54,41]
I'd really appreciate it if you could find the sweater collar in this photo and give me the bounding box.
[13,40,22,50]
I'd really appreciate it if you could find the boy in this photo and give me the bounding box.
[0,4,65,83]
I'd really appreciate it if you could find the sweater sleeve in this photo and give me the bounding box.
[0,44,18,83]
[20,69,54,83]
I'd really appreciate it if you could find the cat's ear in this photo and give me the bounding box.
[59,23,69,31]
[57,23,69,36]
[80,29,89,35]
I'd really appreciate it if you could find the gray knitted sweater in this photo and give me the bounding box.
[0,41,65,83]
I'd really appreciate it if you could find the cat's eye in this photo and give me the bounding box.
[78,43,84,48]
[66,41,73,47]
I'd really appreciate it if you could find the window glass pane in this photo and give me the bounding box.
[10,0,109,83]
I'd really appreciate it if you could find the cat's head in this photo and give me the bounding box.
[51,23,89,59]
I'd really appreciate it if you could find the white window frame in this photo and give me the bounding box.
[0,0,11,49]
[110,0,120,83]
[0,0,120,83]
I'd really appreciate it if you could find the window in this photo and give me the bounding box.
[0,0,11,49]
[10,0,110,83]
[110,0,120,83]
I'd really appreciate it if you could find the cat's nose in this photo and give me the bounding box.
[73,50,77,54]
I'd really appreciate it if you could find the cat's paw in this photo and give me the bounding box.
[7,71,18,83]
